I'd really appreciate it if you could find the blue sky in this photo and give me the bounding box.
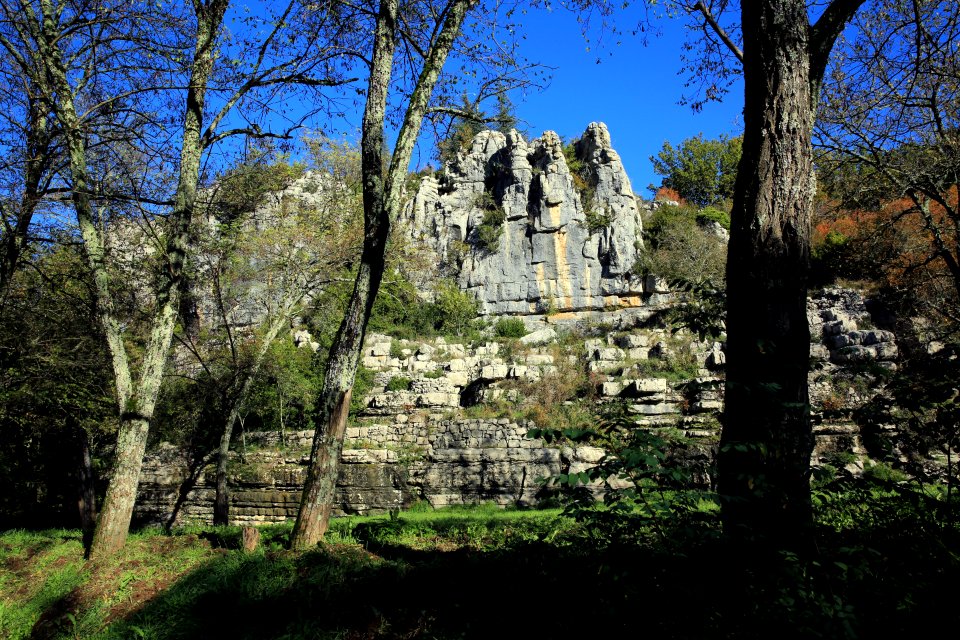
[219,3,745,197]
[505,6,745,197]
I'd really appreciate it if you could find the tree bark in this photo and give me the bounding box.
[83,0,228,557]
[718,0,864,546]
[289,0,397,550]
[73,424,97,557]
[290,0,475,549]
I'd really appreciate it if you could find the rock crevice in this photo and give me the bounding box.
[402,122,649,314]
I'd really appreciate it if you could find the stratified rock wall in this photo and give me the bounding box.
[402,123,649,314]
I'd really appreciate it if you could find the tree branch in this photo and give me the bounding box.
[692,1,743,64]
[810,0,868,86]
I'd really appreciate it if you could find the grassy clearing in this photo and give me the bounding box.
[1,492,958,639]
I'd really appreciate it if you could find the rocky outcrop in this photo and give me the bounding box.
[402,123,653,315]
[136,286,911,526]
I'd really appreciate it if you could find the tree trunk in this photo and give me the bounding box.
[85,2,226,556]
[74,425,97,556]
[289,0,475,550]
[214,309,295,525]
[718,0,863,546]
[213,419,233,526]
[90,415,150,556]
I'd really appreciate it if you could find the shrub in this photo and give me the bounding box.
[862,461,909,483]
[350,366,375,414]
[494,317,527,338]
[696,207,731,230]
[385,376,413,392]
[476,204,506,252]
[637,204,727,287]
[213,156,306,222]
[434,280,479,336]
[584,208,613,233]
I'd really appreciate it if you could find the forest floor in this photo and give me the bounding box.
[2,485,959,639]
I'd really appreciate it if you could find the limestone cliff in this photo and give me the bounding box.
[402,122,651,315]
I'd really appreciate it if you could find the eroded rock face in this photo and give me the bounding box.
[402,123,648,315]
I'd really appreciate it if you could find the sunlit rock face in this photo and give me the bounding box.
[402,122,654,315]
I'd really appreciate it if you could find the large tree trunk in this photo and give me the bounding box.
[90,416,151,555]
[83,1,227,557]
[718,0,864,546]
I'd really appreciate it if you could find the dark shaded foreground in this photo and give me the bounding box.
[78,529,958,638]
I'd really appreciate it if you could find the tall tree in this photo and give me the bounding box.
[3,0,354,556]
[183,153,362,526]
[650,133,742,207]
[683,0,867,544]
[575,0,867,543]
[291,0,516,548]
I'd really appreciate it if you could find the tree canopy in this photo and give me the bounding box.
[651,133,742,207]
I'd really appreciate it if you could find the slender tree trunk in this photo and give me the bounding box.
[290,0,475,549]
[83,1,227,557]
[718,0,864,546]
[165,451,213,532]
[74,425,97,556]
[214,307,297,525]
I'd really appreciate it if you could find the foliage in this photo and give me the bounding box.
[210,149,306,222]
[815,0,960,314]
[350,366,375,415]
[433,280,480,337]
[650,133,741,207]
[493,317,527,338]
[666,280,727,342]
[243,339,320,435]
[530,404,711,546]
[474,192,506,252]
[385,376,413,392]
[506,346,597,431]
[584,208,613,233]
[696,206,730,230]
[0,244,114,529]
[636,204,727,287]
[3,482,960,639]
[436,95,486,166]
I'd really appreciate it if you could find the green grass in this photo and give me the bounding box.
[2,490,959,639]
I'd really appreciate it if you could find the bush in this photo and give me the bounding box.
[475,193,506,252]
[213,156,306,222]
[696,207,731,230]
[494,317,527,338]
[637,204,727,287]
[434,280,479,336]
[350,366,375,414]
[862,461,909,483]
[584,208,613,233]
[385,376,413,392]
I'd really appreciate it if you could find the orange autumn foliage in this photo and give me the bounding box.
[812,185,959,293]
[654,186,684,204]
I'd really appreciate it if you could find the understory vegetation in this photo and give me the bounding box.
[2,480,957,640]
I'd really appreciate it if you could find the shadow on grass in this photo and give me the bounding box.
[100,541,726,640]
[96,525,960,640]
[22,492,960,640]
